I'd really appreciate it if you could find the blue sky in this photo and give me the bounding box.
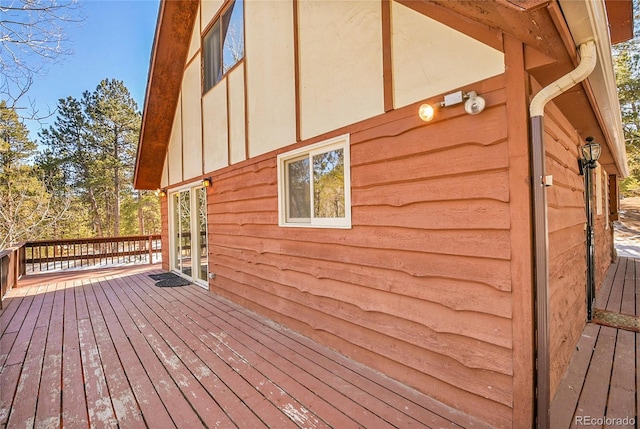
[23,0,160,140]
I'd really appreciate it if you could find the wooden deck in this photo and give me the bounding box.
[550,256,639,428]
[0,264,480,429]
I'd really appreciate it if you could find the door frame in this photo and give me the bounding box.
[168,182,209,289]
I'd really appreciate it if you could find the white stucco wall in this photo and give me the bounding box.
[201,0,224,30]
[298,0,384,140]
[168,98,183,185]
[181,59,204,180]
[391,1,505,108]
[245,0,296,157]
[188,8,201,62]
[161,157,169,188]
[162,0,508,186]
[203,78,229,172]
[228,65,246,164]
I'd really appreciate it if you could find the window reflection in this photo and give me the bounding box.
[286,157,310,220]
[313,149,345,218]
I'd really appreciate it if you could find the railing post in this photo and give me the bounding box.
[0,253,5,310]
[18,244,26,277]
[148,235,153,264]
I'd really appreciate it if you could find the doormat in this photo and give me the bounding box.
[149,272,192,287]
[148,273,176,281]
[592,308,640,333]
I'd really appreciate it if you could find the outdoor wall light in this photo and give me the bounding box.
[158,189,167,197]
[418,90,486,122]
[464,91,486,115]
[578,136,601,175]
[418,103,435,122]
[581,137,602,163]
[202,177,212,188]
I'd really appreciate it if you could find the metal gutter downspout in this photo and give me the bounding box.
[529,40,596,429]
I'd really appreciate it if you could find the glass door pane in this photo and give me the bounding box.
[179,190,192,276]
[196,187,208,283]
[173,193,180,271]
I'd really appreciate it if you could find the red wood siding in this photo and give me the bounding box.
[545,103,587,398]
[545,101,614,398]
[160,196,169,271]
[207,75,513,428]
[594,173,614,291]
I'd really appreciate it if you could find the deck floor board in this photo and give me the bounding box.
[551,256,638,428]
[1,264,473,428]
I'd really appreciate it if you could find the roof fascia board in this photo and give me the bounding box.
[134,0,199,190]
[558,0,629,177]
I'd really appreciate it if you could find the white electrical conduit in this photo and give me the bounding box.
[529,39,597,429]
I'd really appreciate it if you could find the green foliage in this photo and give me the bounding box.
[0,102,71,249]
[614,0,640,196]
[38,78,159,238]
[0,79,160,250]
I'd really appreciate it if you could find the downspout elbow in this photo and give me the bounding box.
[530,40,597,117]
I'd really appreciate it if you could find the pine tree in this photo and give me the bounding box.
[38,78,157,237]
[85,79,141,236]
[613,0,640,195]
[0,102,70,249]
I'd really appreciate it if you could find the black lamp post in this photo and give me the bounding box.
[579,136,601,321]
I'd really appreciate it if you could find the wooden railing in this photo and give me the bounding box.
[0,242,26,310]
[0,235,162,308]
[24,235,162,273]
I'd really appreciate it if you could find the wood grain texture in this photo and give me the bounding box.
[545,101,588,398]
[2,266,476,429]
[551,257,639,427]
[505,35,535,427]
[544,97,614,399]
[205,79,514,427]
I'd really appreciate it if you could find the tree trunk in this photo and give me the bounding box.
[137,190,145,235]
[88,187,103,236]
[114,167,120,236]
[113,129,120,237]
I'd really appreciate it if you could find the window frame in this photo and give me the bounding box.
[277,134,352,229]
[202,0,244,94]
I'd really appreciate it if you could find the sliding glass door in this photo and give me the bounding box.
[171,185,209,288]
[196,187,208,283]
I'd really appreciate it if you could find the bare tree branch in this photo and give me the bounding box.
[0,0,83,120]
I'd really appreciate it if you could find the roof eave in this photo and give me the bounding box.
[558,0,630,177]
[134,0,199,190]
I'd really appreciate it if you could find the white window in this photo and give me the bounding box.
[277,134,351,228]
[203,0,244,93]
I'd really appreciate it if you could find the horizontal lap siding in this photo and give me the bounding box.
[545,105,589,398]
[161,196,169,271]
[594,172,613,291]
[208,77,512,427]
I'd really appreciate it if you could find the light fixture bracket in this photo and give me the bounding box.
[419,89,486,122]
[442,91,464,107]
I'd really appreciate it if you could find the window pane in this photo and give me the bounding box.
[203,21,221,92]
[286,157,310,219]
[313,149,345,218]
[196,187,208,282]
[179,191,192,276]
[222,0,244,74]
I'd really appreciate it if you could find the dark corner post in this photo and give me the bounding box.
[579,136,599,321]
[531,114,550,429]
